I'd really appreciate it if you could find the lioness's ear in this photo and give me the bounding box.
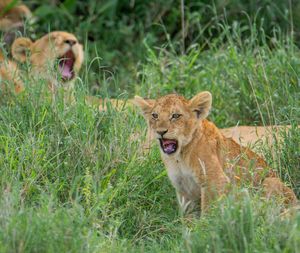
[132,96,155,115]
[188,91,212,119]
[11,37,32,62]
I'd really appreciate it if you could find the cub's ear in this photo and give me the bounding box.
[188,91,212,119]
[11,37,33,62]
[132,96,155,116]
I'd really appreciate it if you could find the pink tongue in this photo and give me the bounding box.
[59,59,73,79]
[162,140,177,153]
[61,63,72,79]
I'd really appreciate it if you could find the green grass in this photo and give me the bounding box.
[1,14,300,253]
[14,0,300,92]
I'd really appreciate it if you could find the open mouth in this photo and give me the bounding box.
[159,138,178,155]
[58,50,75,81]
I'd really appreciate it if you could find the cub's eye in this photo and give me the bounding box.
[171,113,182,119]
[152,112,158,119]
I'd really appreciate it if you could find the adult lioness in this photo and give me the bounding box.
[12,31,84,102]
[133,92,297,212]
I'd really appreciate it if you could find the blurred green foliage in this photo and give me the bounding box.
[24,0,300,94]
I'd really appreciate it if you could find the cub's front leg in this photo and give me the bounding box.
[200,160,230,211]
[176,191,198,216]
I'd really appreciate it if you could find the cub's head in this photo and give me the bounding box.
[134,92,212,155]
[11,31,84,82]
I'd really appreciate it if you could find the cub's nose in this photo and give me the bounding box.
[157,129,168,136]
[65,39,77,46]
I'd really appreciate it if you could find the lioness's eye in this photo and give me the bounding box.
[171,113,182,119]
[152,112,158,119]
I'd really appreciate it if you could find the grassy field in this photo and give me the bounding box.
[1,2,300,252]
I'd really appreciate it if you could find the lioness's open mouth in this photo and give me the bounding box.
[159,138,178,154]
[58,50,75,81]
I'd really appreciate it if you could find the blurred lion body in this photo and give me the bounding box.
[91,97,297,154]
[0,0,32,45]
[0,51,24,95]
[85,96,134,111]
[133,92,297,212]
[220,125,293,149]
[0,0,31,31]
[139,121,296,154]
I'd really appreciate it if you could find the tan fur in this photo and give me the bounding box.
[220,125,299,149]
[133,92,297,212]
[92,97,297,152]
[85,96,134,111]
[0,51,24,95]
[141,123,298,154]
[12,31,84,102]
[0,0,32,45]
[0,0,31,31]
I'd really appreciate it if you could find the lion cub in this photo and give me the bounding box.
[133,92,297,212]
[12,31,84,103]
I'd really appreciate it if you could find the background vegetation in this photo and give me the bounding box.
[26,0,300,95]
[0,0,299,252]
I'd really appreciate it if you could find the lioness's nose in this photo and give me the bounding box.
[157,129,168,136]
[65,39,77,46]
